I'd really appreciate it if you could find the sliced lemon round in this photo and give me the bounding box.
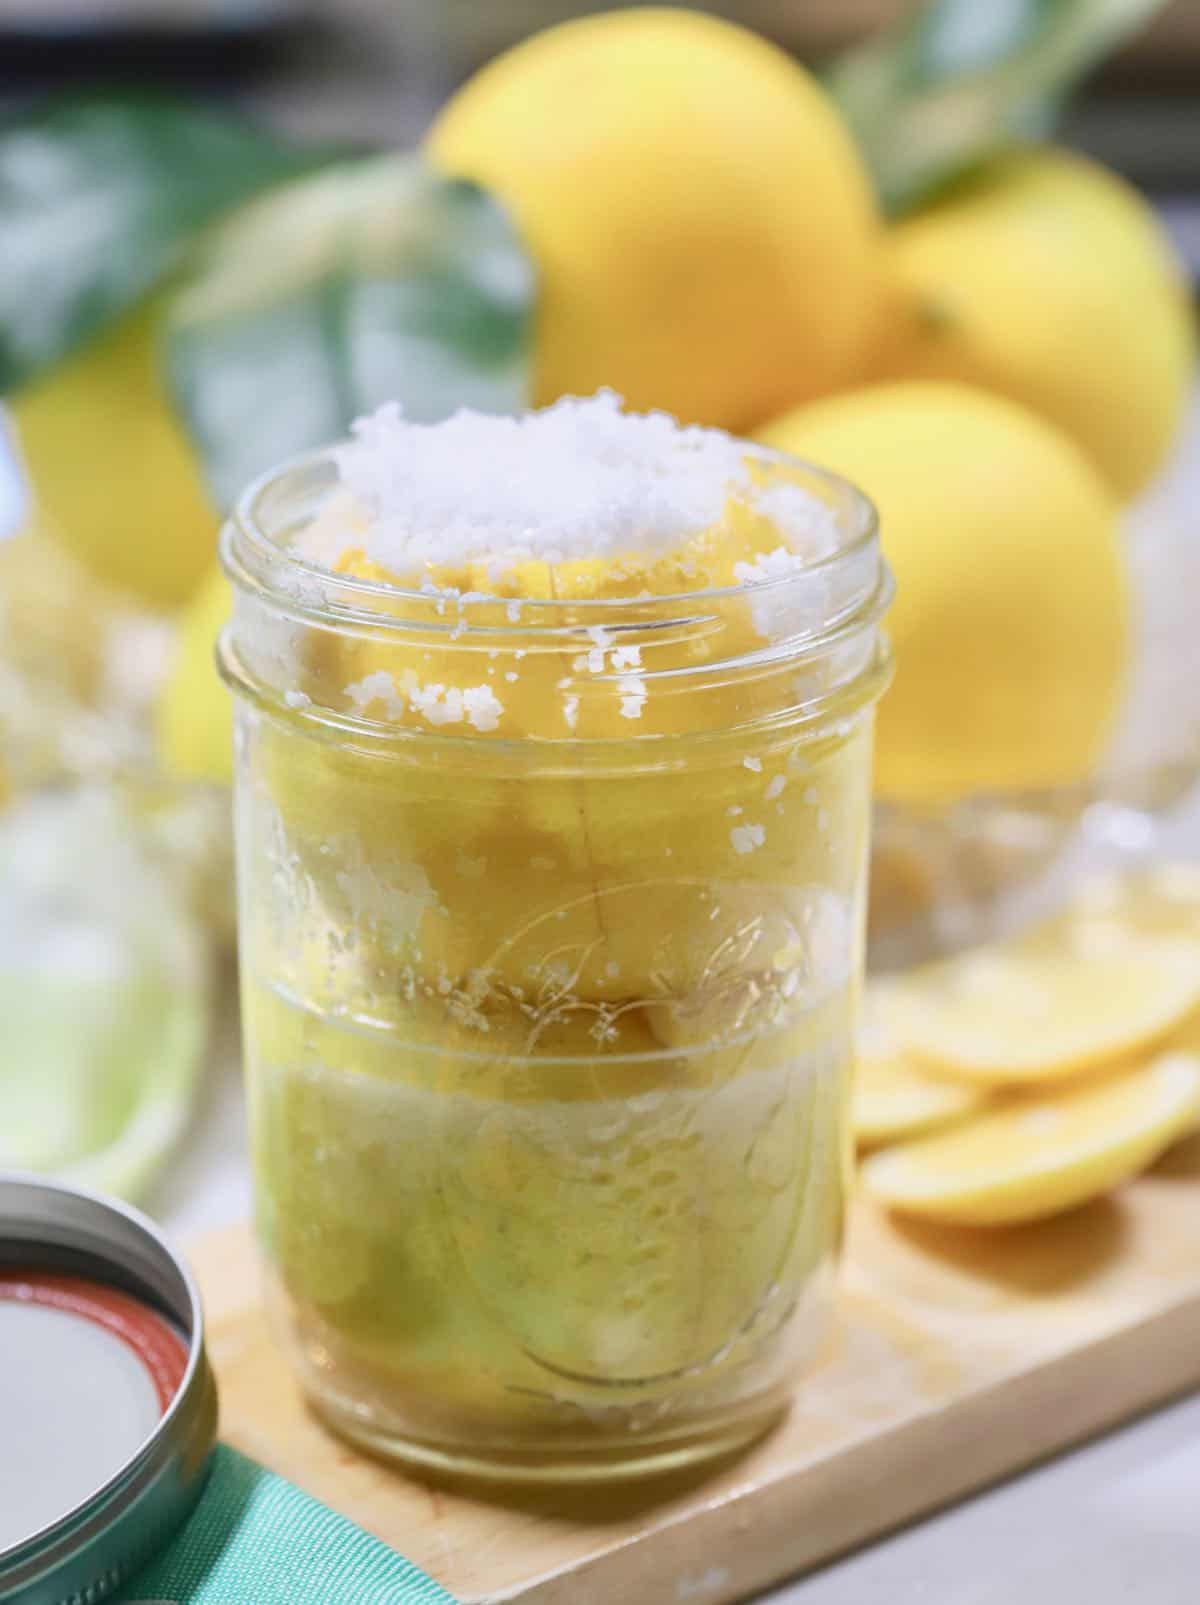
[1060,862,1200,947]
[861,1054,1200,1226]
[854,1056,992,1149]
[853,984,990,1147]
[891,934,1200,1086]
[1060,865,1200,1063]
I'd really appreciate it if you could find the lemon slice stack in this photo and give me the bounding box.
[857,867,1200,1226]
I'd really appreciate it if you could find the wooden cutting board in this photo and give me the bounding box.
[191,1136,1200,1604]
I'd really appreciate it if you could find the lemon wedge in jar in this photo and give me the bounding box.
[861,1055,1200,1226]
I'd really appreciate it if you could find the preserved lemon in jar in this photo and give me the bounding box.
[221,393,892,1480]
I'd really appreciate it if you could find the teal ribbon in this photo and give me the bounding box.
[122,1446,457,1604]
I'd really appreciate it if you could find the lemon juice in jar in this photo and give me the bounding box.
[221,393,891,1479]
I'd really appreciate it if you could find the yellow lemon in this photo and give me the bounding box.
[865,149,1196,500]
[890,927,1200,1087]
[861,1055,1200,1226]
[758,381,1128,805]
[156,563,232,782]
[12,294,218,609]
[426,7,881,431]
[853,983,990,1148]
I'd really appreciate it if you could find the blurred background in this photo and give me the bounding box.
[1,0,1198,1226]
[2,1,1199,191]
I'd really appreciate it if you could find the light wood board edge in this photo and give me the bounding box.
[492,1290,1200,1604]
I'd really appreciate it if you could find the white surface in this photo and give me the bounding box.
[763,1393,1200,1604]
[0,1301,162,1550]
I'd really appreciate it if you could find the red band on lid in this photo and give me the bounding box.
[0,1272,189,1413]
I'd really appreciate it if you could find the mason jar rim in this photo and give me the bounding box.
[219,433,893,755]
[225,436,885,620]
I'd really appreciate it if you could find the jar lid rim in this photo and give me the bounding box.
[0,1174,217,1601]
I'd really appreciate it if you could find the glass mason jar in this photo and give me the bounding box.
[220,442,892,1482]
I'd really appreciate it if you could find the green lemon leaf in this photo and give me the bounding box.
[164,152,535,511]
[0,91,342,393]
[828,0,1172,213]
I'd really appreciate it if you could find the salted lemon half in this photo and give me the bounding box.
[853,984,990,1147]
[861,1054,1200,1226]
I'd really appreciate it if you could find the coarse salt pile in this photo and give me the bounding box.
[309,390,840,587]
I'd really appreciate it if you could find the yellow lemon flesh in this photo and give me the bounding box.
[12,295,217,609]
[426,7,881,431]
[156,563,233,784]
[853,983,990,1148]
[864,149,1196,500]
[758,380,1128,805]
[888,917,1200,1089]
[861,1055,1200,1226]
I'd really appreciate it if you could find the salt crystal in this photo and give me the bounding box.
[618,674,647,719]
[284,689,312,710]
[404,681,504,732]
[732,545,821,640]
[742,755,763,772]
[562,694,580,731]
[408,683,460,725]
[317,391,839,585]
[765,775,786,800]
[462,685,503,733]
[732,546,808,588]
[730,823,766,855]
[753,484,840,558]
[344,670,404,719]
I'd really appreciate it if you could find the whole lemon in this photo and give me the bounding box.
[758,381,1128,805]
[864,149,1195,500]
[426,7,881,431]
[12,294,218,609]
[156,563,232,783]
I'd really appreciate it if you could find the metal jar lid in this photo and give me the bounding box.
[0,1173,218,1605]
